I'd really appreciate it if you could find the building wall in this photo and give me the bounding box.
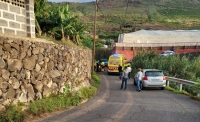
[114,46,200,61]
[0,34,92,110]
[0,0,35,38]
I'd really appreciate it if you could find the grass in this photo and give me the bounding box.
[38,35,81,48]
[0,103,27,122]
[165,86,200,101]
[0,72,101,122]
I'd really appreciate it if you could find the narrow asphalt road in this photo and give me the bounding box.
[36,72,200,122]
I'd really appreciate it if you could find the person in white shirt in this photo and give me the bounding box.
[135,68,143,92]
[127,65,132,79]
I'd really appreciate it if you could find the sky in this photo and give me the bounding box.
[48,0,95,3]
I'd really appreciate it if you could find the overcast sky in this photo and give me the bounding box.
[48,0,95,3]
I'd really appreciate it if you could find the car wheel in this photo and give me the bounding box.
[161,87,165,90]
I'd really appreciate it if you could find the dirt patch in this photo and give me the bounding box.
[142,22,171,30]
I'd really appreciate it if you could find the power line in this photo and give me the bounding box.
[93,1,104,16]
[125,0,130,16]
[97,2,104,15]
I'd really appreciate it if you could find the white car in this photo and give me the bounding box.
[134,69,166,90]
[160,50,175,56]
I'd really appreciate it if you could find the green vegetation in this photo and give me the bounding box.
[165,86,200,101]
[34,0,200,48]
[131,50,200,81]
[3,0,200,121]
[34,0,114,49]
[0,103,26,122]
[34,0,88,46]
[0,73,101,122]
[131,50,200,99]
[67,0,200,34]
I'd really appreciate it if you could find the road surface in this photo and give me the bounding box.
[37,72,200,122]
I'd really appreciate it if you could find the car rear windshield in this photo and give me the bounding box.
[108,59,120,65]
[145,71,164,76]
[101,59,108,62]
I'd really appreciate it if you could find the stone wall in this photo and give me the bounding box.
[0,34,92,110]
[0,0,35,38]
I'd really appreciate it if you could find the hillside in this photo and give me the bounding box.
[56,0,200,35]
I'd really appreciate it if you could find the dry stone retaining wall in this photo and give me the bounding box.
[0,35,92,110]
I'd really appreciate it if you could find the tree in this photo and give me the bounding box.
[56,4,71,42]
[69,17,85,44]
[34,0,50,36]
[49,4,86,44]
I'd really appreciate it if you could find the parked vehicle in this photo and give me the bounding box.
[100,59,108,67]
[107,54,126,74]
[134,69,166,90]
[160,50,175,57]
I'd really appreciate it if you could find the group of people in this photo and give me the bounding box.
[118,64,142,92]
[95,61,105,72]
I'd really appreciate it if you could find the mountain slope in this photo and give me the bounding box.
[59,0,200,34]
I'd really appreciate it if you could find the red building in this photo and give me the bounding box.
[113,30,200,61]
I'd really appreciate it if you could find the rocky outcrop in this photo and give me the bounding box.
[0,35,92,109]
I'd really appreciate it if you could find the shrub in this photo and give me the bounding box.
[0,104,26,122]
[28,73,101,116]
[91,72,101,88]
[1,69,102,121]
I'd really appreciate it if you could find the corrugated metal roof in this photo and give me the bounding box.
[118,30,200,43]
[129,29,200,35]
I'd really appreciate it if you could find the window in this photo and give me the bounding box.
[109,58,120,65]
[145,71,163,76]
[1,0,25,8]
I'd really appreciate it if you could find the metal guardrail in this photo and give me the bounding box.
[166,76,200,97]
[166,77,197,86]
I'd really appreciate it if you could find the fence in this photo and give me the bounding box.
[166,76,200,97]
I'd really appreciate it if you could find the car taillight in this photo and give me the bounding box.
[163,76,166,80]
[143,76,148,80]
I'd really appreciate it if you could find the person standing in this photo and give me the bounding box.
[100,61,105,71]
[96,61,99,72]
[120,66,129,90]
[127,64,132,80]
[135,68,143,92]
[118,64,122,79]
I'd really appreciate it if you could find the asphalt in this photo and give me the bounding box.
[36,71,200,122]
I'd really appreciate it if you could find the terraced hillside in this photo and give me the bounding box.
[55,0,200,34]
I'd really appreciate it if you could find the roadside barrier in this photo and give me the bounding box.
[166,76,200,97]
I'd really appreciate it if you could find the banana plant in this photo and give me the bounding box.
[57,4,71,42]
[69,16,85,44]
[34,0,50,36]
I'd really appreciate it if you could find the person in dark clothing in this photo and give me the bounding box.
[171,46,175,51]
[96,62,99,72]
[120,66,129,90]
[118,64,122,79]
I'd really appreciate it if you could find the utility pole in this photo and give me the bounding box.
[91,0,98,74]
